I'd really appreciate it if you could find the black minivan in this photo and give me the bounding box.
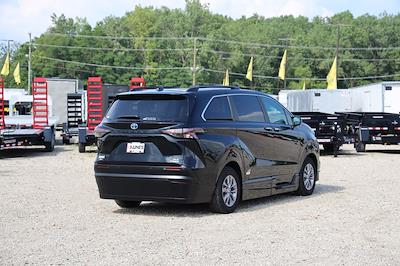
[94,86,319,213]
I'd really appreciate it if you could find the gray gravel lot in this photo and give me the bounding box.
[1,144,400,265]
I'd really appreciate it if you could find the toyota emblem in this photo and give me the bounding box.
[130,123,139,130]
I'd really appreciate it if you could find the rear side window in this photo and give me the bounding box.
[260,97,289,125]
[106,95,188,122]
[230,95,265,122]
[204,96,232,120]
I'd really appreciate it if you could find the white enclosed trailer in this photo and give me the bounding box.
[279,89,355,114]
[350,82,400,113]
[47,78,83,126]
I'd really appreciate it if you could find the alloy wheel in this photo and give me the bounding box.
[221,174,238,207]
[303,163,315,191]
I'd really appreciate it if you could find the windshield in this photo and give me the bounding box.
[105,95,189,122]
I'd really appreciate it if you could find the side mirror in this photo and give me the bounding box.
[292,116,302,127]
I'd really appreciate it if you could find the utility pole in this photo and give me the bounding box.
[28,33,32,93]
[192,37,197,85]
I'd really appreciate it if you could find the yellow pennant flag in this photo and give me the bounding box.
[13,62,21,85]
[327,56,337,90]
[302,80,306,90]
[246,57,253,81]
[278,49,287,80]
[1,52,10,76]
[223,69,229,86]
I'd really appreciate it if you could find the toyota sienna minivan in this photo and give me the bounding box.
[94,86,319,213]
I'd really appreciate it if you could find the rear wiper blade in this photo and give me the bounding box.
[116,115,141,120]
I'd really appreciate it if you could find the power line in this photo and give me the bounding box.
[33,43,192,52]
[33,55,191,71]
[202,68,400,81]
[44,33,191,41]
[32,43,400,62]
[43,33,400,51]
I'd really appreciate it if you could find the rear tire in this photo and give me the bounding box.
[355,142,366,152]
[296,157,316,196]
[78,143,86,153]
[44,135,55,152]
[115,200,141,208]
[210,166,241,214]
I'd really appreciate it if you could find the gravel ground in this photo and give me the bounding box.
[1,144,400,265]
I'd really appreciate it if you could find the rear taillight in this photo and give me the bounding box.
[94,125,111,138]
[367,127,388,131]
[395,127,400,131]
[162,128,205,139]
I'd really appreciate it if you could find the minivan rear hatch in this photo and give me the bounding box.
[98,93,203,167]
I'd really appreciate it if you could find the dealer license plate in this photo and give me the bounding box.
[126,142,145,153]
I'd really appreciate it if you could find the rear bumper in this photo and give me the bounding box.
[367,135,400,144]
[94,164,213,204]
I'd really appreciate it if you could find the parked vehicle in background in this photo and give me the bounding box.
[339,112,400,152]
[0,78,56,152]
[292,112,351,156]
[94,85,320,213]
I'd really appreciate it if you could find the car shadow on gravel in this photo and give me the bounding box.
[319,149,365,157]
[237,184,344,213]
[0,145,68,159]
[114,202,212,217]
[113,184,344,217]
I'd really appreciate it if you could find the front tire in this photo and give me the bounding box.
[296,157,316,196]
[210,167,241,214]
[115,200,141,208]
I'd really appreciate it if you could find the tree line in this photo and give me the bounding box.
[2,0,400,93]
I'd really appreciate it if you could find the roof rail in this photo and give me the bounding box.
[187,84,241,92]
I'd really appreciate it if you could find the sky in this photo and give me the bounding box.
[0,0,399,43]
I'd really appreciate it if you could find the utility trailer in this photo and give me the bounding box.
[61,91,86,144]
[338,112,400,152]
[129,77,146,90]
[0,78,56,152]
[77,78,130,152]
[293,112,352,157]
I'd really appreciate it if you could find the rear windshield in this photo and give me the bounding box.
[106,95,188,122]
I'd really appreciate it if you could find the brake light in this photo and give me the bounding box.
[395,127,400,131]
[367,127,388,131]
[162,128,205,139]
[94,125,111,138]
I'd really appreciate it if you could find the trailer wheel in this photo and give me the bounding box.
[62,137,70,145]
[323,144,334,154]
[44,135,55,152]
[78,143,86,153]
[355,142,366,152]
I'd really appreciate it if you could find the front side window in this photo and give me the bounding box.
[260,97,289,125]
[230,95,265,122]
[204,96,232,120]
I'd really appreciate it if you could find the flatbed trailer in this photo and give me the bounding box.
[0,78,56,152]
[293,112,350,157]
[77,77,146,152]
[338,112,400,152]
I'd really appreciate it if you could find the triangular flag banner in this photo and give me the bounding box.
[327,56,337,90]
[13,62,21,85]
[223,69,229,86]
[246,57,253,81]
[1,52,10,76]
[302,81,306,90]
[278,49,287,80]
